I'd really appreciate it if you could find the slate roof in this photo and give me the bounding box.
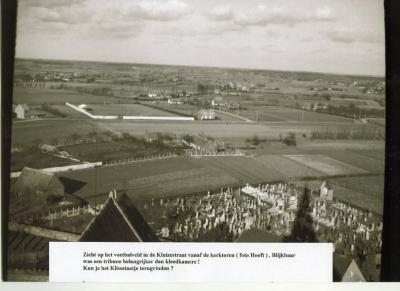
[79,193,159,242]
[333,253,366,282]
[13,167,64,196]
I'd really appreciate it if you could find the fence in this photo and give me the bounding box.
[103,152,177,167]
[188,149,244,157]
[12,204,105,223]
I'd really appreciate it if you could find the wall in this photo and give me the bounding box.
[11,162,102,178]
[8,222,80,241]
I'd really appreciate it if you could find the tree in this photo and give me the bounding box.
[182,134,194,143]
[197,83,208,94]
[70,132,81,141]
[284,188,317,242]
[250,135,260,146]
[88,131,98,139]
[283,132,297,146]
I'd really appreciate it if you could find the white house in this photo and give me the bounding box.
[14,104,32,119]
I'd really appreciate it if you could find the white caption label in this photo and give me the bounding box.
[49,242,332,282]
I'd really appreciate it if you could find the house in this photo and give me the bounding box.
[14,104,32,119]
[79,191,159,242]
[167,98,184,105]
[13,167,65,197]
[211,96,226,107]
[198,109,216,120]
[333,253,366,282]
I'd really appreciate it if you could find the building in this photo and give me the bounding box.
[167,98,184,105]
[198,109,216,120]
[13,167,65,197]
[333,253,366,282]
[14,104,32,119]
[79,191,159,242]
[320,181,334,200]
[211,96,226,107]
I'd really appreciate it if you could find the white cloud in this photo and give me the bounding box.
[124,0,192,21]
[19,0,88,8]
[31,6,92,25]
[207,4,337,26]
[207,5,234,21]
[326,28,384,44]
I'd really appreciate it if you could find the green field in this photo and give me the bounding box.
[12,120,99,146]
[10,151,79,172]
[327,175,384,215]
[234,106,353,123]
[60,139,183,162]
[58,156,237,203]
[96,120,359,140]
[88,103,179,117]
[255,155,324,178]
[13,87,121,105]
[57,150,379,206]
[284,154,367,176]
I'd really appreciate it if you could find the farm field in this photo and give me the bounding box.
[351,149,384,161]
[284,154,367,175]
[87,103,180,117]
[322,150,384,173]
[194,156,285,184]
[60,139,183,162]
[367,118,385,126]
[11,119,99,146]
[10,151,79,172]
[255,155,324,178]
[57,151,377,206]
[233,106,353,123]
[12,87,122,105]
[97,120,358,139]
[140,102,244,121]
[327,175,384,215]
[57,156,237,203]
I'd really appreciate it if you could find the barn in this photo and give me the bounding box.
[13,167,65,197]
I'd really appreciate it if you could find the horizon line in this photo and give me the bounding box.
[15,56,385,79]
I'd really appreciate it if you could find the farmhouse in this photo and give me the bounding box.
[198,109,216,120]
[14,104,33,119]
[13,167,65,197]
[79,191,159,242]
[211,96,226,107]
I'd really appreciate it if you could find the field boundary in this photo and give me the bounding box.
[102,153,178,167]
[10,162,102,178]
[66,102,195,121]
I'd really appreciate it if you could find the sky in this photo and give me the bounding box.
[15,0,385,76]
